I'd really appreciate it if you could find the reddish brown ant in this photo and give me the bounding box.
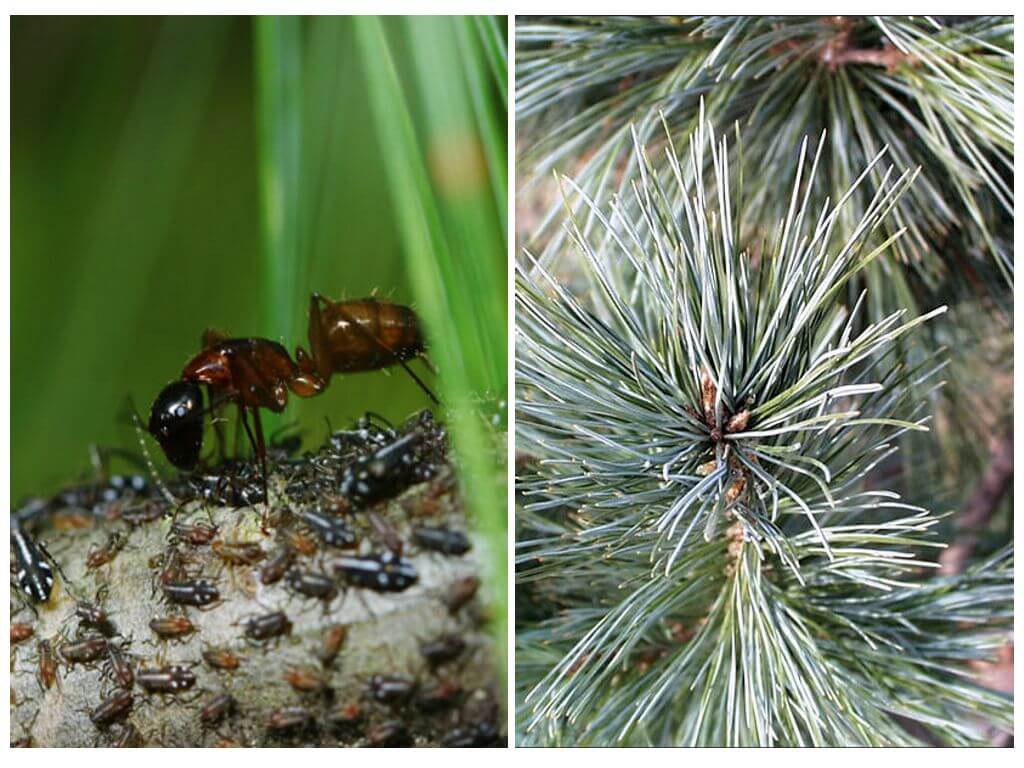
[147,293,437,499]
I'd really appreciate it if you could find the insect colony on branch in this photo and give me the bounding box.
[10,291,499,746]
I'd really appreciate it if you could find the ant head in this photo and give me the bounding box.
[148,381,204,470]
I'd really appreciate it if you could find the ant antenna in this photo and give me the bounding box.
[127,398,177,506]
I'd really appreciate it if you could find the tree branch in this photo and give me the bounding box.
[940,428,1013,575]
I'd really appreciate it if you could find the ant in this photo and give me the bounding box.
[147,292,438,502]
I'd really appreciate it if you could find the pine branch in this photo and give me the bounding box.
[515,120,1013,746]
[517,15,1013,298]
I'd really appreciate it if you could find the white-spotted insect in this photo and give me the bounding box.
[11,521,62,604]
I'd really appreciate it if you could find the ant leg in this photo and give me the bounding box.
[251,407,269,506]
[237,407,270,530]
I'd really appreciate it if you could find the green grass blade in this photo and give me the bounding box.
[253,15,304,345]
[354,15,507,678]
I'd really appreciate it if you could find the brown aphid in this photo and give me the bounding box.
[367,510,404,554]
[284,530,317,557]
[366,720,412,747]
[314,624,348,667]
[90,690,133,728]
[86,532,128,569]
[113,723,141,747]
[76,599,114,635]
[154,546,191,587]
[327,702,364,732]
[266,706,313,733]
[202,646,242,671]
[283,665,330,694]
[416,677,463,712]
[149,615,196,640]
[171,520,218,546]
[445,575,480,614]
[214,739,241,748]
[38,641,63,687]
[60,635,108,665]
[122,500,163,526]
[420,634,467,668]
[11,623,34,644]
[260,547,295,585]
[52,510,94,531]
[199,693,236,725]
[106,642,135,689]
[212,539,265,566]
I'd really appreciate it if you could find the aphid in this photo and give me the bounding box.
[415,677,463,713]
[121,500,164,526]
[214,739,241,748]
[365,674,417,706]
[327,702,364,733]
[202,646,241,671]
[11,524,57,603]
[90,690,134,728]
[339,430,433,509]
[420,634,467,668]
[285,568,337,601]
[86,531,128,569]
[260,547,295,585]
[52,509,94,530]
[265,706,313,734]
[441,722,500,748]
[367,511,404,554]
[412,525,471,556]
[149,615,196,640]
[211,538,265,565]
[60,634,109,665]
[105,473,150,499]
[161,579,220,607]
[106,642,135,689]
[445,575,480,614]
[199,693,237,725]
[11,623,34,644]
[314,624,348,667]
[283,665,330,694]
[298,507,357,548]
[137,665,197,693]
[366,720,412,747]
[76,594,116,636]
[243,611,292,641]
[113,723,141,747]
[331,551,418,593]
[171,520,218,546]
[284,529,317,556]
[151,546,191,593]
[328,412,395,455]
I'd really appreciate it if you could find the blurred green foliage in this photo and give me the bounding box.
[11,16,507,510]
